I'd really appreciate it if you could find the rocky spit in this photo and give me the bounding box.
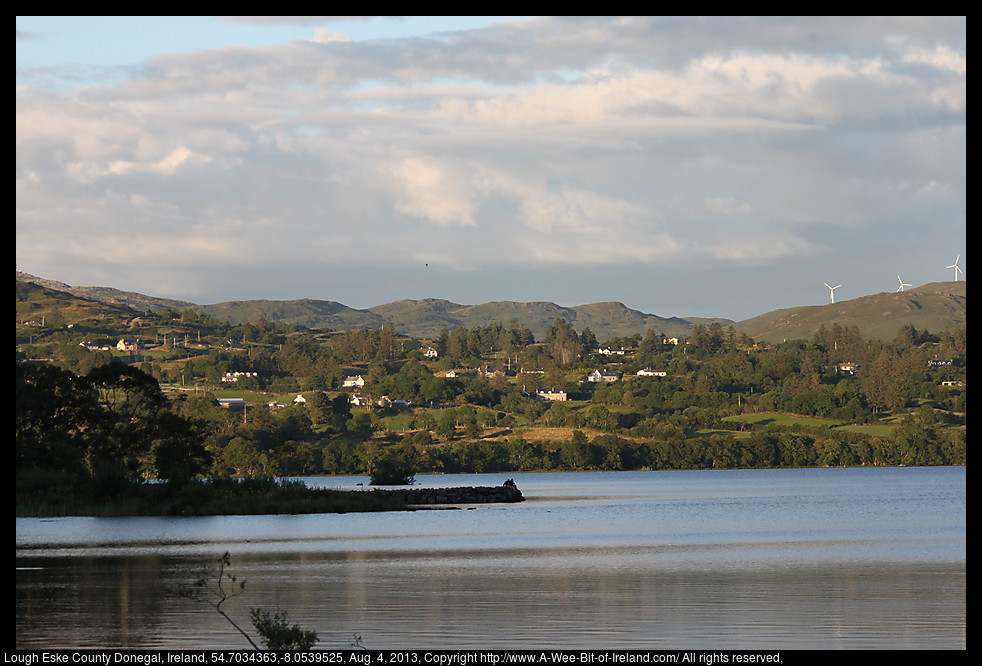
[375,480,524,506]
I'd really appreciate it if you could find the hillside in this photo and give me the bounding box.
[16,273,723,340]
[197,298,721,339]
[16,271,193,313]
[735,281,966,343]
[16,280,140,330]
[192,298,386,330]
[16,272,964,342]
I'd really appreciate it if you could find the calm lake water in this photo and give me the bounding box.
[16,466,965,650]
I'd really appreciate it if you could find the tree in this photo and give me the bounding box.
[330,394,353,432]
[249,609,319,651]
[348,411,374,441]
[579,327,599,353]
[181,552,319,650]
[84,363,173,477]
[215,437,279,477]
[305,392,332,426]
[369,447,417,486]
[16,361,101,473]
[143,410,211,483]
[560,430,594,469]
[545,318,583,366]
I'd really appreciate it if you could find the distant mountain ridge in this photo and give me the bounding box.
[15,272,965,342]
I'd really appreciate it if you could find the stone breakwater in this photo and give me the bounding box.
[377,481,524,506]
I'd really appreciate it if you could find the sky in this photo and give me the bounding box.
[16,16,965,322]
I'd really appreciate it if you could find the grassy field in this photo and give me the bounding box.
[722,411,912,437]
[722,412,843,429]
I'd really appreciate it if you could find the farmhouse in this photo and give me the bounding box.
[116,338,144,352]
[636,368,667,377]
[587,369,619,383]
[222,371,258,382]
[535,388,568,402]
[342,375,366,388]
[375,395,411,409]
[79,342,113,351]
[420,347,439,358]
[597,346,626,356]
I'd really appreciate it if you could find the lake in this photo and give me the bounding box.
[15,466,966,650]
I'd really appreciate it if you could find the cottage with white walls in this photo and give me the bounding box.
[587,369,619,383]
[536,388,568,402]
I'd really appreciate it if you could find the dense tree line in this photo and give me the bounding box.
[17,315,966,494]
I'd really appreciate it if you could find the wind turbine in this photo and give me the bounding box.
[897,275,912,292]
[946,255,963,281]
[824,283,841,304]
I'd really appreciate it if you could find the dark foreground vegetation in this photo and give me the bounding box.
[16,473,407,518]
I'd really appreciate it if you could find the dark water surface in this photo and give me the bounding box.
[16,467,965,649]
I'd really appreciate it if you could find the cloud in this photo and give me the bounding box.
[311,29,350,44]
[704,197,752,216]
[222,17,398,26]
[15,17,965,315]
[388,157,479,227]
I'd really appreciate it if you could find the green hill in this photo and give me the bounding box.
[735,281,966,343]
[16,272,964,343]
[16,271,193,313]
[365,299,725,340]
[191,298,385,330]
[16,280,140,331]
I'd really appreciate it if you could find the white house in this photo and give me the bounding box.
[637,368,667,377]
[116,338,143,352]
[837,362,860,375]
[342,375,366,388]
[587,369,619,383]
[535,388,568,402]
[222,371,258,382]
[597,346,626,356]
[420,347,439,358]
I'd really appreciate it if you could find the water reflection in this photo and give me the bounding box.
[16,467,966,649]
[16,550,965,650]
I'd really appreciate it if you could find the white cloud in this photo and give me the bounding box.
[311,29,350,44]
[704,197,752,216]
[388,157,479,227]
[15,17,965,318]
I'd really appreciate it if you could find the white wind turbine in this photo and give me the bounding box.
[946,255,963,281]
[824,282,841,304]
[897,275,912,292]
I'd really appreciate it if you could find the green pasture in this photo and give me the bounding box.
[722,411,901,437]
